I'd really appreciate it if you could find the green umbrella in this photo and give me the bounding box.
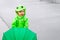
[2,28,37,40]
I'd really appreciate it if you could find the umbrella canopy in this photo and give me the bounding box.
[2,28,37,40]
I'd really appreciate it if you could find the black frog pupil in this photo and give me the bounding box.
[17,7,18,9]
[21,6,23,8]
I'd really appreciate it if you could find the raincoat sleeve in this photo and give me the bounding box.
[12,18,17,28]
[24,18,29,28]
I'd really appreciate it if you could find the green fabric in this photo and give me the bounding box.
[2,5,37,40]
[15,5,26,12]
[2,28,37,40]
[12,5,29,28]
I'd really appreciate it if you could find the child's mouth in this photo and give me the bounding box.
[19,14,24,16]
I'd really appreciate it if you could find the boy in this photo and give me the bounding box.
[12,5,29,28]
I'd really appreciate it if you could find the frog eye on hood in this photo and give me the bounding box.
[21,6,23,8]
[16,7,18,9]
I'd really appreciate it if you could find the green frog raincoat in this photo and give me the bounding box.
[12,5,29,28]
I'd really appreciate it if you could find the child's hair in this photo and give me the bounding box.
[16,9,25,14]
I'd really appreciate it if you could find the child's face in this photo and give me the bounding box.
[18,10,24,16]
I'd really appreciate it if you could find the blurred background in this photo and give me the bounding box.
[0,0,60,40]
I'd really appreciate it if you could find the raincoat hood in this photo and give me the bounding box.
[15,5,26,18]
